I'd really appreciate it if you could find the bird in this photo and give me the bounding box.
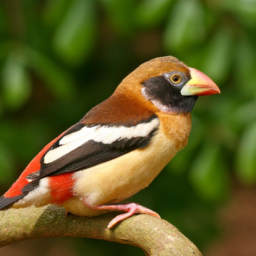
[0,56,220,229]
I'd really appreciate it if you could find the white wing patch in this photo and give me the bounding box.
[44,118,159,164]
[60,125,100,145]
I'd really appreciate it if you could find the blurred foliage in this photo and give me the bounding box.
[0,0,256,255]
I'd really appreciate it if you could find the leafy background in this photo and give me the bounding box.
[1,0,256,255]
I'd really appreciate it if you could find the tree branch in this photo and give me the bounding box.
[0,205,202,256]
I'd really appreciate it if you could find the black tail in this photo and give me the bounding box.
[0,195,25,209]
[0,180,40,210]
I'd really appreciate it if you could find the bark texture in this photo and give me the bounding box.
[0,205,202,256]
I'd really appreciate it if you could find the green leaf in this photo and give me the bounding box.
[190,143,229,201]
[0,4,7,35]
[233,100,256,129]
[53,0,96,65]
[220,0,256,28]
[2,53,31,110]
[43,0,72,27]
[100,0,136,35]
[200,28,233,84]
[0,142,15,185]
[164,0,206,52]
[234,36,256,96]
[236,122,256,184]
[135,0,174,29]
[26,47,75,100]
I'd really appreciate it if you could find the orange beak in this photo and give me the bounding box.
[181,68,221,96]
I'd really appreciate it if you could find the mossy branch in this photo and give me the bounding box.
[0,205,202,256]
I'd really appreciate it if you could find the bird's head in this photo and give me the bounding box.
[119,56,220,114]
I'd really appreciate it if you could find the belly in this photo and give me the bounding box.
[63,127,181,216]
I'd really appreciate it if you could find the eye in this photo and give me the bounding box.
[170,73,182,84]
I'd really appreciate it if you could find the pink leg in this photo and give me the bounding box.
[82,201,160,229]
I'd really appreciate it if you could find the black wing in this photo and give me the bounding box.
[27,117,159,181]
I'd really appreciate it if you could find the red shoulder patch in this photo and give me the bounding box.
[4,131,66,198]
[49,173,75,205]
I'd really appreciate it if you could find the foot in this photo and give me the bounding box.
[84,202,160,229]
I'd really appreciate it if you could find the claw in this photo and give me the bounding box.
[82,201,160,229]
[106,204,160,228]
